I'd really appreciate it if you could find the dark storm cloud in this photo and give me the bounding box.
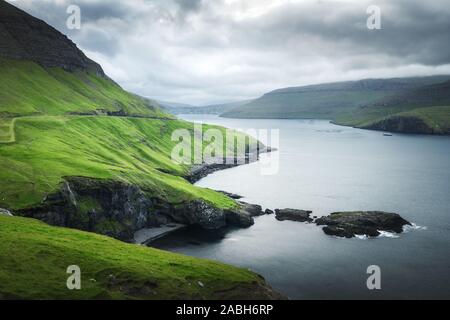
[229,0,450,67]
[7,0,450,104]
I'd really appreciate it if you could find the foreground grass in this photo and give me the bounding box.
[0,215,271,300]
[0,115,244,210]
[0,58,270,300]
[0,118,14,143]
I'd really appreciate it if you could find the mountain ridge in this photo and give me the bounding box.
[221,76,450,134]
[0,0,104,76]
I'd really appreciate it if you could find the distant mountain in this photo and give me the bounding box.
[159,100,252,115]
[221,76,450,120]
[338,80,450,134]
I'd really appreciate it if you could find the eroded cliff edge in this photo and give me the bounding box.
[17,176,263,242]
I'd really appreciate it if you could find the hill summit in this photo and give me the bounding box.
[0,0,104,76]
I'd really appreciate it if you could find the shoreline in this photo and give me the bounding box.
[134,223,186,245]
[186,146,276,184]
[136,147,276,245]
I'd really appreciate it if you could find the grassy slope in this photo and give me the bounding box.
[335,104,450,128]
[335,81,450,133]
[0,58,272,299]
[0,58,168,118]
[0,215,272,300]
[222,90,388,119]
[221,77,450,134]
[0,58,251,210]
[0,115,241,210]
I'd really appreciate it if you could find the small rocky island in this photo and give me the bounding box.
[275,209,313,223]
[272,208,412,239]
[315,211,412,238]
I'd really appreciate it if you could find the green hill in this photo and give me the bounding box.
[0,58,168,118]
[0,0,278,300]
[221,76,450,134]
[0,215,279,300]
[0,115,240,210]
[336,81,450,134]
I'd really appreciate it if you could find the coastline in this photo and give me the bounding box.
[186,146,276,184]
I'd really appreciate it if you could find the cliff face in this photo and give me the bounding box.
[0,0,105,76]
[362,116,436,134]
[17,177,257,242]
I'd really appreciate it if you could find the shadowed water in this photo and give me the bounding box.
[151,115,450,300]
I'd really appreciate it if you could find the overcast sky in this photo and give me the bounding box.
[9,0,450,105]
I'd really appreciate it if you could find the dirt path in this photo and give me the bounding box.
[0,118,15,144]
[0,114,178,145]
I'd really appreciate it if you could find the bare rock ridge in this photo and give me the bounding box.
[0,0,105,76]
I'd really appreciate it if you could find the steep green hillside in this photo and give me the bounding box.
[336,81,450,134]
[0,58,167,118]
[221,76,450,120]
[0,215,278,300]
[0,1,281,301]
[0,115,243,211]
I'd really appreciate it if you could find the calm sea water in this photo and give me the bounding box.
[152,115,450,300]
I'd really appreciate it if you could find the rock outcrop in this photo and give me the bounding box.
[224,202,265,228]
[216,191,243,200]
[186,147,275,183]
[17,177,261,242]
[275,209,313,223]
[0,0,105,76]
[315,211,411,238]
[362,116,437,135]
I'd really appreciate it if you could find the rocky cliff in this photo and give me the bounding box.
[0,0,105,76]
[18,177,260,242]
[362,116,436,134]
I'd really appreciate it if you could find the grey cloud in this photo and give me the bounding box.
[9,0,450,105]
[174,0,203,13]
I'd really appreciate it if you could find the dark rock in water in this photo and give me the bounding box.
[217,191,243,200]
[275,209,313,223]
[315,211,411,238]
[265,209,274,215]
[224,202,266,228]
[0,1,105,76]
[225,209,254,228]
[239,202,264,217]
